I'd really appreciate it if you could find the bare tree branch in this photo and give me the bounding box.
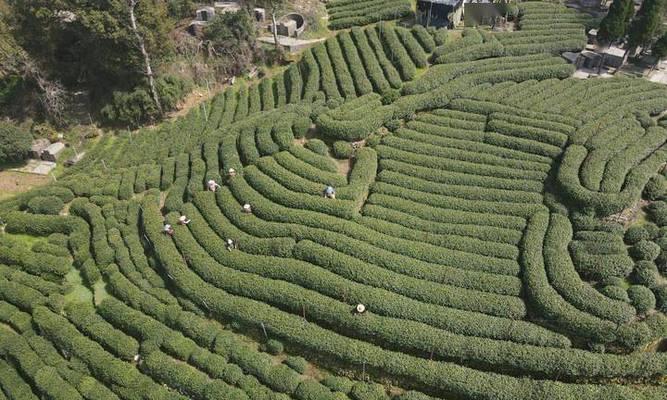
[128,0,162,115]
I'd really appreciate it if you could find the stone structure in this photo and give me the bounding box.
[29,139,50,160]
[417,0,465,28]
[41,142,65,162]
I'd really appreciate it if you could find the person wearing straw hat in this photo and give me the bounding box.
[354,304,367,314]
[177,215,191,225]
[163,223,174,236]
[323,185,336,199]
[207,179,221,192]
[242,203,253,214]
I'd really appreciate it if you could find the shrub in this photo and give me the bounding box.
[304,139,329,156]
[326,36,356,98]
[292,116,312,139]
[643,222,661,240]
[377,24,416,81]
[411,25,436,52]
[627,285,656,315]
[632,261,660,288]
[654,284,667,313]
[625,226,650,244]
[338,31,373,96]
[264,339,284,355]
[629,240,661,261]
[321,375,354,393]
[647,201,667,226]
[0,121,31,164]
[294,380,338,400]
[385,119,401,132]
[350,382,388,400]
[333,141,353,159]
[366,135,382,147]
[316,94,395,141]
[350,27,391,94]
[101,76,190,127]
[284,356,308,374]
[381,89,401,105]
[432,28,448,46]
[643,175,665,200]
[599,285,630,302]
[397,392,432,400]
[26,196,64,215]
[326,0,413,30]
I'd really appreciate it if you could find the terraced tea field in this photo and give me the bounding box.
[1,3,667,400]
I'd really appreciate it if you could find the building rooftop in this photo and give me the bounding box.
[418,0,463,5]
[604,46,626,58]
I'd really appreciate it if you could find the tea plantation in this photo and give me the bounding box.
[1,2,667,400]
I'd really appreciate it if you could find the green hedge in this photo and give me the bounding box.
[543,214,636,324]
[27,196,64,215]
[377,24,416,81]
[287,145,339,173]
[316,94,395,141]
[350,27,391,94]
[411,25,435,52]
[248,84,262,115]
[365,28,403,89]
[222,182,524,298]
[304,139,329,156]
[395,27,428,68]
[286,64,303,104]
[260,78,275,111]
[434,39,505,64]
[326,37,357,98]
[141,350,249,400]
[313,44,342,100]
[140,197,666,398]
[333,141,354,159]
[65,302,140,361]
[300,49,321,103]
[338,32,373,96]
[326,0,413,30]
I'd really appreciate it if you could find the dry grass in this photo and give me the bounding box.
[0,171,50,201]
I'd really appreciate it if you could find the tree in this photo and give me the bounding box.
[651,32,667,62]
[627,0,665,52]
[6,1,172,108]
[0,2,67,124]
[597,0,634,45]
[128,0,162,115]
[0,120,31,164]
[204,10,257,76]
[167,0,196,19]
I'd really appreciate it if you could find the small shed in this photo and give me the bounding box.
[254,8,266,22]
[417,0,464,28]
[196,6,215,22]
[29,139,50,160]
[41,142,65,162]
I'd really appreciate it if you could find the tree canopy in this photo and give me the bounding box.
[652,32,667,61]
[597,0,634,45]
[0,120,30,164]
[6,0,173,99]
[204,10,258,76]
[628,0,665,48]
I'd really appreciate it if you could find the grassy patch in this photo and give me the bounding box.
[64,267,94,306]
[93,280,110,306]
[2,233,45,248]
